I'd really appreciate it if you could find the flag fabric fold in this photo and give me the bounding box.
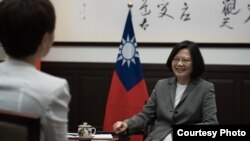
[35,59,41,70]
[103,10,149,141]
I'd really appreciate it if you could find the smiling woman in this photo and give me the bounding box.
[171,48,193,85]
[112,40,218,141]
[166,40,204,84]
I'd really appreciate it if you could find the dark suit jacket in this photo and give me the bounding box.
[125,77,218,141]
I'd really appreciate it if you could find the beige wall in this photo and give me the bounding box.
[43,46,250,65]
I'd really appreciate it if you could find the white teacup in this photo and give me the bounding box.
[78,122,96,138]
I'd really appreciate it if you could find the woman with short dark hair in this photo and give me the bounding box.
[0,0,71,141]
[113,40,218,141]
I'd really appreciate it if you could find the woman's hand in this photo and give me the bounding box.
[113,121,128,134]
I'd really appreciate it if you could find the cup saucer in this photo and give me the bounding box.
[79,135,93,139]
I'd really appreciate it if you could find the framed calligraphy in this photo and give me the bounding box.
[51,0,250,46]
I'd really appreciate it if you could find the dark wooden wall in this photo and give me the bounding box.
[41,62,250,132]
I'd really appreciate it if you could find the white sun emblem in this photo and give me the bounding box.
[117,35,139,67]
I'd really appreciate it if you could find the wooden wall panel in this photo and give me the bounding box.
[78,76,110,129]
[207,79,240,124]
[242,80,250,124]
[41,62,250,132]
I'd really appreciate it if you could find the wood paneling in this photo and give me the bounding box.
[242,80,250,124]
[41,62,250,132]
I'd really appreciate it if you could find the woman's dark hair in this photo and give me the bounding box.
[0,0,56,58]
[166,40,205,79]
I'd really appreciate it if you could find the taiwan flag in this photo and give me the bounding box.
[103,10,148,141]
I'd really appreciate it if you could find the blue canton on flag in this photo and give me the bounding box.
[115,10,143,91]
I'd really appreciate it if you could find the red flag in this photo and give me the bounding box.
[35,59,41,70]
[103,10,148,141]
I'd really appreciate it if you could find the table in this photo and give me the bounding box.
[68,132,124,141]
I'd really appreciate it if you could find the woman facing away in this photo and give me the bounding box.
[0,0,71,141]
